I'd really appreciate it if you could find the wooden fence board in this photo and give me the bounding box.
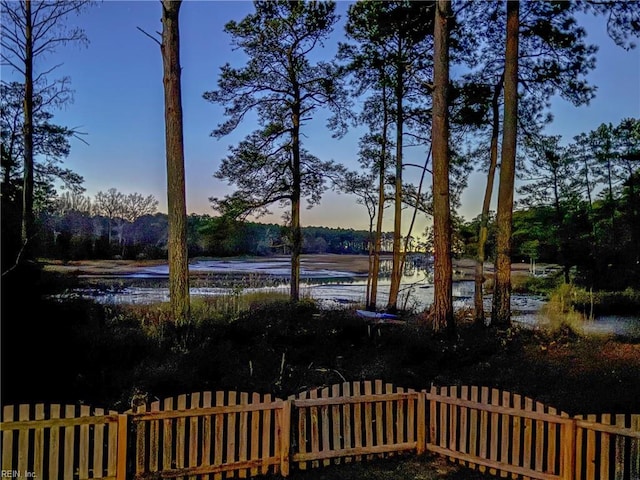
[227,391,238,478]
[189,392,201,480]
[500,391,511,478]
[511,394,521,479]
[479,387,489,473]
[33,405,44,480]
[342,383,352,463]
[332,384,343,464]
[2,406,14,475]
[149,400,160,474]
[575,414,584,480]
[214,392,225,480]
[469,386,479,471]
[523,397,533,480]
[239,391,249,478]
[297,390,308,470]
[309,388,320,468]
[586,413,597,480]
[459,386,468,466]
[535,401,545,474]
[449,386,458,461]
[261,393,273,475]
[489,389,500,476]
[364,382,373,460]
[321,387,331,466]
[17,405,29,479]
[202,391,213,480]
[352,382,362,463]
[79,405,90,479]
[162,397,174,474]
[599,413,611,480]
[548,406,558,478]
[64,405,75,480]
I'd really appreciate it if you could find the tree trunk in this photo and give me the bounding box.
[431,0,454,337]
[161,0,190,324]
[387,39,404,312]
[21,0,34,257]
[369,85,389,311]
[491,0,519,327]
[291,105,302,302]
[474,76,503,326]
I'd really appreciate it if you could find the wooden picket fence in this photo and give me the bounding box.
[1,381,639,480]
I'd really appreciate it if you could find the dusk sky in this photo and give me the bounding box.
[2,1,639,234]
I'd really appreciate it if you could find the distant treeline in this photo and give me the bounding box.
[23,212,377,260]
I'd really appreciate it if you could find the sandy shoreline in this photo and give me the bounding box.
[41,254,532,280]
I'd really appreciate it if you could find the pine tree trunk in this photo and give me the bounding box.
[432,0,454,337]
[370,87,389,310]
[492,0,519,327]
[291,106,302,302]
[388,40,404,312]
[21,0,34,256]
[161,0,190,324]
[474,77,503,326]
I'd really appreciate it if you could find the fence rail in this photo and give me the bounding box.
[1,382,638,480]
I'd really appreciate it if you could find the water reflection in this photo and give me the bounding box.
[61,257,638,338]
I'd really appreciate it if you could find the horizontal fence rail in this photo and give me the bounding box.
[1,382,639,480]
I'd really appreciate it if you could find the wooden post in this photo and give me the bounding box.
[280,400,291,477]
[117,414,128,480]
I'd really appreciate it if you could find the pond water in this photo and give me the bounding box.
[65,258,639,338]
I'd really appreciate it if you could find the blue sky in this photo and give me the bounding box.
[2,0,639,233]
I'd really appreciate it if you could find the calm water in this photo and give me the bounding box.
[65,258,639,338]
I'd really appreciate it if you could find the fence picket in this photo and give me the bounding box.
[374,381,384,452]
[440,386,448,451]
[469,386,479,471]
[364,382,373,460]
[332,384,342,464]
[575,414,584,480]
[535,401,545,474]
[458,386,468,466]
[478,387,489,473]
[500,391,511,478]
[17,405,29,479]
[213,392,224,480]
[149,400,160,474]
[586,413,597,480]
[239,391,249,478]
[64,405,75,480]
[321,387,331,466]
[34,404,44,479]
[79,405,90,478]
[343,383,352,463]
[489,389,500,476]
[309,388,320,468]
[177,394,187,472]
[227,391,238,478]
[202,391,213,480]
[600,413,612,480]
[190,392,201,480]
[261,393,272,476]
[511,394,522,479]
[522,397,533,480]
[352,382,362,462]
[449,386,458,462]
[250,392,261,476]
[297,390,308,470]
[548,406,557,477]
[2,406,14,475]
[162,397,174,474]
[429,386,438,452]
